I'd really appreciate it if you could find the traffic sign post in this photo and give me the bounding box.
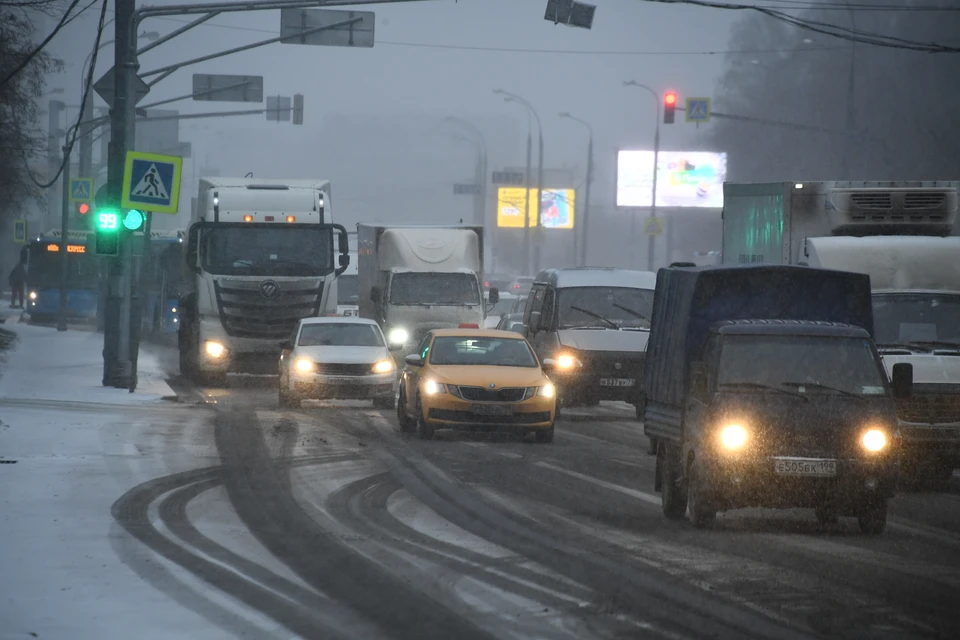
[121,150,183,214]
[686,98,711,124]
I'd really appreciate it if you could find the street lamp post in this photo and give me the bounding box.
[624,80,661,271]
[559,112,592,267]
[495,89,544,275]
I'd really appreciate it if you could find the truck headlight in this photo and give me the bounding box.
[205,341,226,358]
[388,327,409,344]
[861,429,887,452]
[424,379,446,395]
[295,358,315,373]
[373,359,395,374]
[719,424,748,450]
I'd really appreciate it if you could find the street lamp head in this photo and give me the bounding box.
[139,31,160,41]
[493,89,504,95]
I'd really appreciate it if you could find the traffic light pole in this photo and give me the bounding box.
[57,143,71,332]
[648,118,660,272]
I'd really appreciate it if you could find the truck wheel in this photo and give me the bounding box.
[660,443,688,520]
[686,458,716,528]
[857,498,888,535]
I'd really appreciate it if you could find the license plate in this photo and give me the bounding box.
[599,378,635,387]
[321,377,358,385]
[774,458,837,477]
[473,404,513,416]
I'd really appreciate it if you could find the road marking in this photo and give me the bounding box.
[535,461,660,506]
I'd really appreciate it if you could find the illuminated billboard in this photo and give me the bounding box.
[616,150,727,208]
[497,187,575,229]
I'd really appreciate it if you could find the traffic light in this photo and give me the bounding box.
[76,202,90,216]
[664,91,678,124]
[95,209,120,256]
[121,209,145,231]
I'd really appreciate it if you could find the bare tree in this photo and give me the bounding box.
[0,4,64,226]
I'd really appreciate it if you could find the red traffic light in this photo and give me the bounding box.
[664,92,677,106]
[663,91,678,124]
[77,202,90,215]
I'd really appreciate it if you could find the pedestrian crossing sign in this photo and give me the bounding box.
[69,177,93,203]
[14,219,27,244]
[121,150,183,214]
[686,98,711,123]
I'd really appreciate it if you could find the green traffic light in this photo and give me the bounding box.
[122,209,145,231]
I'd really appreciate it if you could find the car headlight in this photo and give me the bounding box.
[295,358,315,373]
[424,379,447,395]
[861,428,887,452]
[28,291,37,301]
[719,424,748,450]
[388,327,409,344]
[205,341,226,358]
[537,383,556,398]
[556,354,580,370]
[373,359,395,374]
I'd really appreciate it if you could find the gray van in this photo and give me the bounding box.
[523,268,657,413]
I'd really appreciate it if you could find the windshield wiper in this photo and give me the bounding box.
[570,305,618,329]
[780,381,863,399]
[612,302,650,323]
[719,381,809,401]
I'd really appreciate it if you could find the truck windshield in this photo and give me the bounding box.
[26,245,100,288]
[557,286,653,329]
[390,272,480,305]
[337,274,359,305]
[201,226,333,276]
[717,335,887,396]
[298,323,384,347]
[873,293,960,347]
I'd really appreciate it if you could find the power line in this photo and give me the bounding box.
[0,0,84,89]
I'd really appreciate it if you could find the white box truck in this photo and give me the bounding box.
[722,181,960,486]
[357,224,492,351]
[178,177,350,386]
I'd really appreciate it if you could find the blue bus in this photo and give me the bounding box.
[142,230,185,333]
[24,229,102,324]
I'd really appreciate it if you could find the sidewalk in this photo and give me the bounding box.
[0,321,176,404]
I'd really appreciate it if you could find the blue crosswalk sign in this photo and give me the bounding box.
[122,151,183,214]
[686,98,711,123]
[14,219,27,244]
[69,178,92,202]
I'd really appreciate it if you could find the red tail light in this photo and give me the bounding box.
[484,281,490,287]
[458,323,480,329]
[512,284,521,289]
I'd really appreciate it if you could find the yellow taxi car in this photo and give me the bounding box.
[397,327,558,442]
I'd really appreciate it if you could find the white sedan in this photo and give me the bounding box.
[278,317,401,409]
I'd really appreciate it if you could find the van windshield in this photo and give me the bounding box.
[557,287,654,330]
[873,292,960,347]
[718,335,887,396]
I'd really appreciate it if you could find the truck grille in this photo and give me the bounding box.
[214,278,323,339]
[897,394,960,424]
[455,386,527,402]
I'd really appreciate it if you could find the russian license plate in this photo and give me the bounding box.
[599,378,635,387]
[774,458,837,477]
[322,377,357,385]
[473,404,513,416]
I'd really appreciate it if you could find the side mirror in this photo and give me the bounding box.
[690,361,707,397]
[489,287,500,304]
[185,225,201,274]
[279,340,293,350]
[542,358,556,371]
[528,310,542,334]
[404,353,424,367]
[891,362,913,399]
[371,286,382,304]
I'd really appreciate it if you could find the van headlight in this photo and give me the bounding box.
[372,359,395,374]
[556,354,580,370]
[205,341,226,358]
[861,429,887,452]
[388,327,409,345]
[29,291,37,301]
[295,358,315,373]
[719,424,748,450]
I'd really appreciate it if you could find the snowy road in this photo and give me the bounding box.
[2,330,960,639]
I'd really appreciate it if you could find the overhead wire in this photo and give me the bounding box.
[23,0,108,189]
[0,0,84,89]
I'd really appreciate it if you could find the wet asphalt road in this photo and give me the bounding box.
[124,345,960,640]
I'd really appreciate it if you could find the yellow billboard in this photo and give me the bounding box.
[497,187,575,229]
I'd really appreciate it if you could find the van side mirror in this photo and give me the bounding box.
[371,286,382,304]
[489,287,499,304]
[404,353,424,367]
[528,310,542,334]
[690,361,707,397]
[891,362,913,399]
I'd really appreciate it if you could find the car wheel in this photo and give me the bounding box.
[397,390,416,433]
[416,396,434,440]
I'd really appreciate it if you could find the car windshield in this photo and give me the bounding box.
[26,243,100,288]
[557,286,654,329]
[337,274,359,305]
[298,323,384,347]
[428,336,538,368]
[390,272,480,305]
[717,334,887,396]
[201,225,333,276]
[873,293,960,347]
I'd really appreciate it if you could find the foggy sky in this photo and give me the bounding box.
[40,0,744,233]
